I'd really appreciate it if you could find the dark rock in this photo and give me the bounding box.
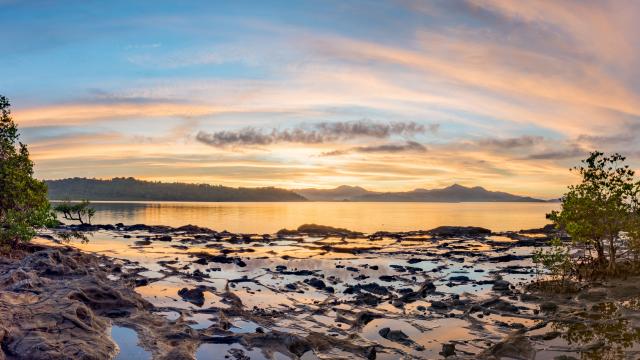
[441,343,456,357]
[407,258,427,264]
[430,300,448,310]
[540,302,558,312]
[175,224,217,234]
[492,279,512,292]
[236,259,247,267]
[449,275,470,282]
[178,287,206,307]
[305,278,326,290]
[378,327,412,346]
[488,254,528,262]
[354,292,382,306]
[427,226,491,238]
[399,281,436,303]
[194,257,208,265]
[360,283,390,296]
[285,283,298,291]
[134,278,149,287]
[279,269,316,276]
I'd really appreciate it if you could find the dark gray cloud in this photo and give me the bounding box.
[196,120,436,147]
[577,127,639,146]
[477,135,544,148]
[322,141,427,156]
[526,145,587,160]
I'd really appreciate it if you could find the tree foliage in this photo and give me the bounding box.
[533,237,573,284]
[53,200,96,225]
[0,95,56,250]
[548,151,640,273]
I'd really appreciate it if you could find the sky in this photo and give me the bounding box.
[2,0,640,198]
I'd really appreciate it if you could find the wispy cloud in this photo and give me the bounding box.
[526,145,588,160]
[321,141,427,156]
[476,136,544,149]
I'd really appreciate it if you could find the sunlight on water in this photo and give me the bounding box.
[86,202,559,233]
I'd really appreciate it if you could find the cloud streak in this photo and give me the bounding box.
[196,120,436,148]
[477,136,544,149]
[322,141,427,156]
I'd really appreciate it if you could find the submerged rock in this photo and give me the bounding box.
[378,327,413,346]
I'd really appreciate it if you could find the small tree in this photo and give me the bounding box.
[548,151,640,273]
[54,200,96,225]
[0,95,56,250]
[533,237,573,285]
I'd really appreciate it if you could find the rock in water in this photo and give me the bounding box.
[441,343,456,357]
[178,287,206,306]
[427,226,491,237]
[378,327,413,346]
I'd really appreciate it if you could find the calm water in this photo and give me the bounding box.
[85,201,559,233]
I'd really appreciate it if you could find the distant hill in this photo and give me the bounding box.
[294,184,545,202]
[46,178,545,202]
[46,178,307,202]
[296,185,370,201]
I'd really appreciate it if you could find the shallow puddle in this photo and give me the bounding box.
[111,326,151,360]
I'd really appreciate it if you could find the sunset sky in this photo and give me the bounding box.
[2,0,639,198]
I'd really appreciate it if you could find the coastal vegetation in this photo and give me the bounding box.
[0,95,55,251]
[536,151,640,283]
[53,200,96,225]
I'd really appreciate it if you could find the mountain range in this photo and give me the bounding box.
[46,178,546,202]
[295,184,545,202]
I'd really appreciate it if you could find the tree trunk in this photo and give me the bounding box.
[608,237,617,272]
[594,241,605,264]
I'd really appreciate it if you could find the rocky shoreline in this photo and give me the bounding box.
[1,223,639,359]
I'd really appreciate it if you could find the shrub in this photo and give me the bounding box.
[548,151,640,275]
[533,237,573,285]
[53,200,96,225]
[0,95,56,250]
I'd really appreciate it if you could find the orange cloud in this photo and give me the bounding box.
[15,102,218,127]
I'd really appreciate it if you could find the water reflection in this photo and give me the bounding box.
[84,202,558,233]
[111,326,151,360]
[551,301,640,359]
